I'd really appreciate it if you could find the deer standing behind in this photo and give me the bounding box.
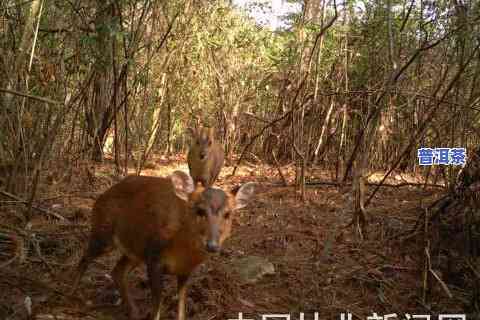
[70,171,256,320]
[187,126,225,188]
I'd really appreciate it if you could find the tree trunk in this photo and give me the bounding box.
[86,0,119,162]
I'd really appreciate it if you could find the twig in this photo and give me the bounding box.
[305,0,338,68]
[230,90,309,177]
[243,112,270,123]
[467,260,480,280]
[344,31,473,186]
[0,255,18,268]
[364,43,480,207]
[2,269,80,301]
[272,151,288,187]
[231,0,339,177]
[306,180,444,188]
[430,268,453,298]
[422,208,430,304]
[0,189,67,221]
[32,236,55,274]
[0,88,61,105]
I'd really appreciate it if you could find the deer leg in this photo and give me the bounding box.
[112,255,140,319]
[177,275,190,320]
[145,240,168,320]
[71,231,112,295]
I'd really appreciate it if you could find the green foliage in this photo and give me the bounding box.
[2,0,478,162]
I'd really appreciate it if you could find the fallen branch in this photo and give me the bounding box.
[0,189,67,221]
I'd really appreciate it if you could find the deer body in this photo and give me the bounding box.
[71,171,255,320]
[96,176,205,274]
[187,126,225,187]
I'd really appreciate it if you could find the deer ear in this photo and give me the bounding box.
[233,182,256,210]
[171,171,194,201]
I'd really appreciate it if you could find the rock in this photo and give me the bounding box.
[230,256,275,284]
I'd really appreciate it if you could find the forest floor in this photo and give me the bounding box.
[0,155,469,320]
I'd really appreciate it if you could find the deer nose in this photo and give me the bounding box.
[206,240,220,253]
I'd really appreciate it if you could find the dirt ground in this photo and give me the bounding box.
[0,156,470,320]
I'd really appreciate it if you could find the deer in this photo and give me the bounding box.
[70,170,256,320]
[187,126,225,188]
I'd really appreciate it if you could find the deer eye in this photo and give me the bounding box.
[224,211,231,219]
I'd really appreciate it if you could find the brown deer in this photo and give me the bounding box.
[70,171,256,320]
[187,126,225,187]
